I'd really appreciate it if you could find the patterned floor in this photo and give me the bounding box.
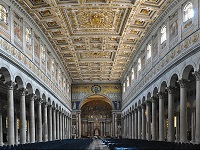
[88,139,109,150]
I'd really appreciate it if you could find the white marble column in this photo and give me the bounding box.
[64,115,66,139]
[19,88,27,144]
[27,120,30,143]
[112,113,115,138]
[60,112,63,139]
[129,113,132,139]
[158,92,165,141]
[175,112,180,142]
[146,100,151,141]
[123,115,126,138]
[131,112,134,139]
[66,116,69,139]
[138,106,141,139]
[56,110,60,139]
[104,121,106,137]
[29,94,35,143]
[141,104,146,140]
[191,108,195,143]
[37,99,43,142]
[62,113,65,139]
[100,122,103,137]
[14,112,18,145]
[68,117,71,139]
[6,81,16,145]
[52,108,56,140]
[78,112,81,138]
[167,86,175,142]
[43,102,48,142]
[134,109,138,139]
[195,71,200,143]
[179,79,188,143]
[151,97,157,140]
[0,109,3,146]
[126,115,128,138]
[48,105,52,141]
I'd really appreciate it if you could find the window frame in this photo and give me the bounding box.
[183,2,194,22]
[161,25,167,44]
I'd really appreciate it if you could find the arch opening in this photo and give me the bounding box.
[80,94,113,138]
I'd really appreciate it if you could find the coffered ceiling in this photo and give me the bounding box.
[17,0,171,83]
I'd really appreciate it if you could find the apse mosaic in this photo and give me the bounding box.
[81,100,112,119]
[72,83,121,110]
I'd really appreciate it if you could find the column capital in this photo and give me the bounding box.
[193,70,200,81]
[43,102,48,107]
[167,86,175,94]
[29,93,36,100]
[141,104,145,109]
[150,96,157,103]
[144,99,151,105]
[36,98,43,104]
[178,79,188,88]
[4,81,17,90]
[158,92,165,99]
[18,88,28,96]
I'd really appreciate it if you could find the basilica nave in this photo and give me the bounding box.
[0,0,200,149]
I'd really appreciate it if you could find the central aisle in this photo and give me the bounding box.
[88,139,109,150]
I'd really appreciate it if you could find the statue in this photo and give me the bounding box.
[73,102,76,109]
[72,125,76,134]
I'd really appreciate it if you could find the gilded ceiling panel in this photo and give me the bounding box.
[17,0,171,83]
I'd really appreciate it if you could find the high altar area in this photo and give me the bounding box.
[71,84,121,138]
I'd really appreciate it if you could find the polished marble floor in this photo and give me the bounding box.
[88,139,109,150]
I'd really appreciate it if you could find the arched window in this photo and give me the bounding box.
[146,44,151,59]
[131,68,134,80]
[25,28,31,43]
[183,2,194,22]
[0,5,7,23]
[138,58,141,72]
[127,76,129,87]
[161,25,166,44]
[41,45,46,62]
